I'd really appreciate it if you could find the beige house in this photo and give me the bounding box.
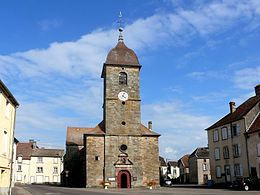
[0,80,19,195]
[206,85,260,184]
[178,154,190,183]
[15,140,64,184]
[189,147,211,184]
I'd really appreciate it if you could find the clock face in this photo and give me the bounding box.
[118,91,128,101]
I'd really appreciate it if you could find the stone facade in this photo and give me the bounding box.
[206,86,260,184]
[66,36,160,188]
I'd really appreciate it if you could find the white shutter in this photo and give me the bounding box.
[238,144,241,156]
[228,127,231,138]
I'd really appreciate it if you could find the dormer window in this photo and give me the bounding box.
[119,72,127,85]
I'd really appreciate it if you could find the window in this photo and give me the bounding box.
[2,130,8,155]
[53,158,58,164]
[214,148,220,160]
[232,124,240,137]
[223,146,229,159]
[17,156,23,163]
[53,167,58,174]
[202,164,207,171]
[257,143,260,156]
[234,164,242,177]
[17,165,22,172]
[95,156,100,161]
[37,157,43,163]
[216,166,221,178]
[119,72,127,85]
[233,144,241,157]
[36,167,43,173]
[213,129,219,142]
[5,101,10,118]
[221,127,228,140]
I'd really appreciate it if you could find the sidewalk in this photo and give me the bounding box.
[12,185,33,195]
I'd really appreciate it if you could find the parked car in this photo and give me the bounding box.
[231,177,260,191]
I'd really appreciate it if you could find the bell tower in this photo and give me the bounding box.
[101,23,142,135]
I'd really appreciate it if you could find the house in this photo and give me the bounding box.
[206,85,260,184]
[0,80,19,195]
[159,156,168,185]
[11,138,19,187]
[15,140,64,184]
[65,26,160,188]
[189,147,211,184]
[178,154,190,183]
[167,161,180,182]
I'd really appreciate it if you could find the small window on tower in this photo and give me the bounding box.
[119,72,127,85]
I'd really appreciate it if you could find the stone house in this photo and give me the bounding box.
[65,28,160,188]
[178,154,190,183]
[189,147,211,184]
[206,85,260,184]
[0,80,19,195]
[167,161,180,181]
[15,140,64,184]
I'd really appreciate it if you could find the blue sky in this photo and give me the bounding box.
[1,0,260,160]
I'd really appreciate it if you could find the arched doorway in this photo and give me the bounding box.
[117,170,131,188]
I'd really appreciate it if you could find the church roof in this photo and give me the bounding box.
[105,41,140,66]
[66,121,105,146]
[140,124,160,136]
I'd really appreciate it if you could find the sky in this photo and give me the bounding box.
[1,0,260,160]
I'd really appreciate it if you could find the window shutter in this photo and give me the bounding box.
[240,164,243,176]
[238,144,241,156]
[237,125,240,135]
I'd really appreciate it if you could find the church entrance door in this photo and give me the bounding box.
[117,170,131,188]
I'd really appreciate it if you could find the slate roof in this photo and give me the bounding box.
[159,156,167,166]
[189,147,209,159]
[31,148,64,157]
[0,80,19,107]
[167,161,178,167]
[247,114,260,134]
[206,95,260,130]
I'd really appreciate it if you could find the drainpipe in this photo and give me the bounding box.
[243,117,250,177]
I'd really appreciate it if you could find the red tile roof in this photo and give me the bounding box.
[16,142,36,160]
[178,154,190,168]
[206,95,260,130]
[247,114,260,134]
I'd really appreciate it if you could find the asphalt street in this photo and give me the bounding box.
[12,184,260,195]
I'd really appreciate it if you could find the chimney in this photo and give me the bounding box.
[255,84,260,96]
[148,121,152,131]
[229,102,236,113]
[29,139,37,149]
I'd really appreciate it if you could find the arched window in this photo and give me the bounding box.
[119,72,127,85]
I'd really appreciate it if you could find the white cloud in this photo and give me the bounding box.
[38,19,62,31]
[233,66,260,89]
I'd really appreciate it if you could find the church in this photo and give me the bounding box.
[65,26,160,188]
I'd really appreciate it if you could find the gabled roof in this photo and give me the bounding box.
[0,80,19,107]
[168,161,178,167]
[16,142,35,160]
[206,95,260,130]
[31,148,64,157]
[140,124,160,136]
[159,156,167,166]
[66,121,105,146]
[189,147,209,159]
[247,114,260,134]
[178,154,190,168]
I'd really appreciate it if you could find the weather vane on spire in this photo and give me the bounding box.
[118,11,124,42]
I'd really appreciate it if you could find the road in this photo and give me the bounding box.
[12,184,260,195]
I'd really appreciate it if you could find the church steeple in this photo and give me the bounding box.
[118,11,124,42]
